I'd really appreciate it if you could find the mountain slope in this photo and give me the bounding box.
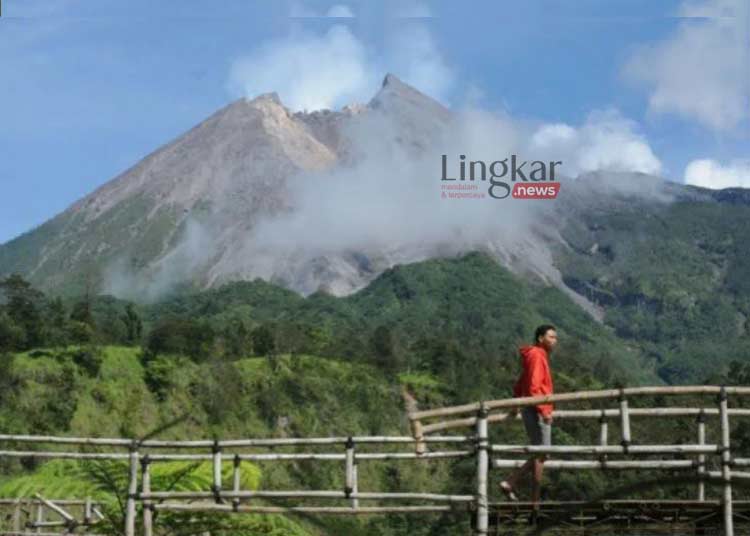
[2,75,750,344]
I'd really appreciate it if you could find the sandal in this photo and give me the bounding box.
[499,480,519,501]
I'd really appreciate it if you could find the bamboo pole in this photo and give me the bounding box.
[0,434,469,448]
[345,437,355,504]
[697,411,706,501]
[351,464,359,509]
[403,387,426,454]
[475,404,488,535]
[420,407,750,434]
[411,386,750,421]
[84,497,92,525]
[599,415,608,446]
[141,457,152,536]
[140,490,474,502]
[29,521,71,527]
[719,387,734,536]
[619,394,631,451]
[0,500,95,506]
[125,447,139,536]
[0,451,129,460]
[212,442,223,503]
[489,444,718,455]
[0,531,107,536]
[708,471,750,480]
[153,503,453,514]
[145,451,472,462]
[411,420,426,455]
[32,495,74,524]
[232,455,241,511]
[11,500,21,534]
[599,413,609,468]
[34,501,43,535]
[492,459,697,470]
[3,533,105,536]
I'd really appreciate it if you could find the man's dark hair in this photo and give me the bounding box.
[534,324,556,344]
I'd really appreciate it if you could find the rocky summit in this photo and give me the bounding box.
[1,74,748,328]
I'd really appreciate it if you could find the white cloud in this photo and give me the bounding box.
[387,24,453,103]
[290,2,354,17]
[326,4,355,17]
[684,159,750,188]
[227,25,377,111]
[392,1,432,18]
[530,110,662,176]
[623,0,750,131]
[227,16,454,111]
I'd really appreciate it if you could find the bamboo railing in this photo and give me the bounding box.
[0,497,104,536]
[410,385,750,535]
[0,385,748,536]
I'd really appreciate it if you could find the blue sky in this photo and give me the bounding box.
[1,0,748,245]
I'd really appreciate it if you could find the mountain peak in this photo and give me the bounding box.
[367,72,452,126]
[381,73,406,89]
[247,91,283,106]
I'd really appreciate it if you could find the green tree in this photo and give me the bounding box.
[372,325,401,371]
[0,273,45,349]
[0,311,24,351]
[120,303,143,344]
[251,324,276,356]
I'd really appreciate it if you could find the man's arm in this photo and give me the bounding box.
[527,352,553,423]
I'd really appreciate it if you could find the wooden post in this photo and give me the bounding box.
[599,412,609,468]
[719,387,734,536]
[125,446,139,536]
[475,403,489,535]
[351,463,359,509]
[619,394,631,451]
[212,441,223,503]
[403,387,426,455]
[84,496,92,525]
[12,499,21,533]
[599,413,608,446]
[412,420,426,455]
[232,454,242,511]
[142,456,153,536]
[697,411,706,501]
[345,437,356,506]
[35,500,44,535]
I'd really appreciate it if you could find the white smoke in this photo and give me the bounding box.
[227,25,376,112]
[107,10,677,301]
[228,5,454,111]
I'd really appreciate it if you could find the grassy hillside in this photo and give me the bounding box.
[556,199,750,383]
[2,344,747,536]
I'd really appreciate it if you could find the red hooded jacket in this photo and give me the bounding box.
[513,344,554,418]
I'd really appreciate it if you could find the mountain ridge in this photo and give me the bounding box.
[1,74,749,332]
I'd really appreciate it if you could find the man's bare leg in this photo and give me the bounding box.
[504,457,534,491]
[530,457,545,508]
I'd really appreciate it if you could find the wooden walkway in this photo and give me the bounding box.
[476,500,750,534]
[1,385,749,536]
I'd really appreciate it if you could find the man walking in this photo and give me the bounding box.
[499,324,557,509]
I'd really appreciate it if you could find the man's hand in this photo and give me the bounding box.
[543,414,553,425]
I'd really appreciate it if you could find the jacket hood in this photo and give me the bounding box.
[519,344,547,358]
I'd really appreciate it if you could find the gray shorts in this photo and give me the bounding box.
[522,406,552,446]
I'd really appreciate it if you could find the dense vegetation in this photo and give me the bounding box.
[556,200,750,384]
[1,247,750,535]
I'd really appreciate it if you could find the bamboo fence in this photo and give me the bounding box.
[0,385,749,535]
